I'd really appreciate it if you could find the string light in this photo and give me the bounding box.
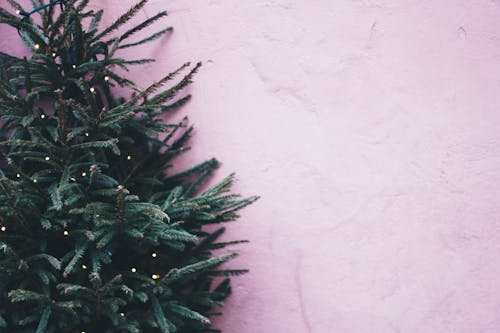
[131,267,137,273]
[120,313,125,317]
[44,156,50,161]
[152,274,160,280]
[33,179,37,183]
[151,252,157,258]
[1,226,6,232]
[70,177,76,182]
[89,87,95,93]
[34,44,40,50]
[104,76,109,81]
[16,173,20,178]
[63,230,69,236]
[15,0,67,19]
[84,132,89,137]
[72,65,76,69]
[81,264,87,270]
[40,114,45,119]
[52,52,56,57]
[81,172,87,177]
[127,155,132,160]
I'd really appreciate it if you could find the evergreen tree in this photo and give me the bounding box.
[0,1,257,332]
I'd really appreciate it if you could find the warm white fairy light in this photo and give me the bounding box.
[16,173,20,178]
[52,52,56,58]
[63,230,69,236]
[120,312,125,317]
[104,76,109,81]
[33,179,37,183]
[81,264,87,270]
[152,274,160,280]
[127,155,132,160]
[151,252,157,258]
[1,226,6,232]
[89,87,95,93]
[45,156,50,161]
[72,65,76,69]
[84,132,89,137]
[70,177,76,182]
[40,114,46,119]
[16,9,21,14]
[34,44,40,50]
[81,172,87,177]
[131,267,137,273]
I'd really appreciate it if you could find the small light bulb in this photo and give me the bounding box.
[16,9,21,14]
[1,226,6,232]
[45,156,50,161]
[81,172,87,177]
[84,132,89,137]
[127,155,132,160]
[70,177,76,182]
[89,87,95,93]
[34,44,40,50]
[151,252,157,258]
[52,52,56,58]
[104,76,109,81]
[16,173,20,178]
[120,312,125,317]
[81,264,87,270]
[33,179,37,183]
[131,267,137,273]
[72,65,76,69]
[40,114,45,119]
[63,230,69,236]
[152,274,160,280]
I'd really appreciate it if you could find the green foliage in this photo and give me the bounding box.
[0,1,258,332]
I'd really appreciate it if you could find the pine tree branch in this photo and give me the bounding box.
[91,0,148,42]
[119,27,172,49]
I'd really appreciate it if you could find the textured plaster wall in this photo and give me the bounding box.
[2,1,500,332]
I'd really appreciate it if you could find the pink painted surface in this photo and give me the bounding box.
[2,1,500,332]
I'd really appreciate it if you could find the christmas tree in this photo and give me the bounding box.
[0,1,257,332]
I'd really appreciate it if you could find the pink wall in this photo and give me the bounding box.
[3,1,500,332]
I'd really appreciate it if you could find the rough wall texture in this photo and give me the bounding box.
[2,1,500,332]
